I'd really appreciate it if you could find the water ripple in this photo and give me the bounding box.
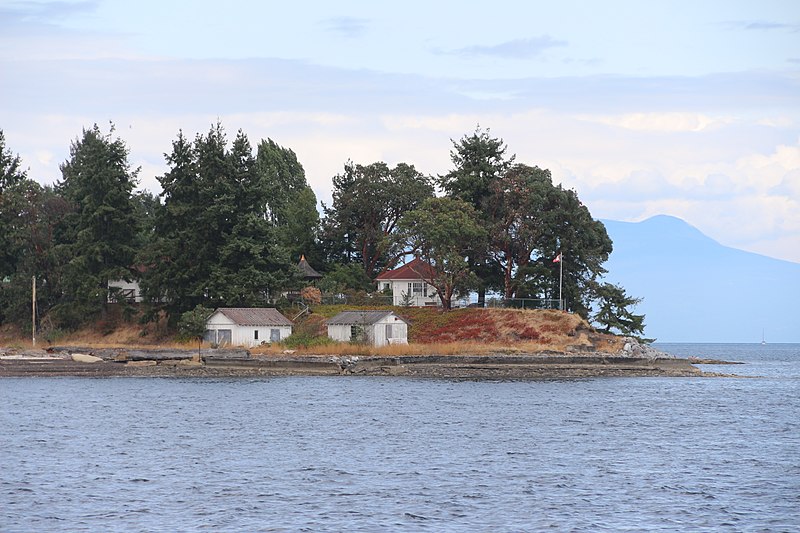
[1,344,799,531]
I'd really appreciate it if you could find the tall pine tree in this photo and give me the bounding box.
[54,124,140,327]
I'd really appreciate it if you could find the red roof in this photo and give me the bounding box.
[376,258,437,281]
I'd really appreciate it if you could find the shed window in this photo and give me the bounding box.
[270,329,281,342]
[254,330,259,340]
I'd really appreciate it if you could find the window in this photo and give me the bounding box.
[270,329,281,342]
[385,324,393,339]
[350,325,366,343]
[410,282,426,296]
[254,330,259,340]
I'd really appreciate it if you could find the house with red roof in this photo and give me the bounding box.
[375,258,440,307]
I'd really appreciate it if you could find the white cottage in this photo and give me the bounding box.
[107,279,143,303]
[326,310,409,346]
[375,258,439,307]
[205,308,293,347]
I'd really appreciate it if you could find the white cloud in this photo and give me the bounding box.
[576,112,734,132]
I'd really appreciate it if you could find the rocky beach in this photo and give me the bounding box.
[0,340,724,379]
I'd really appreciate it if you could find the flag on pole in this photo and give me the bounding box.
[553,253,562,263]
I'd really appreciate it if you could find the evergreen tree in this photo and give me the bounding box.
[591,282,646,336]
[440,126,514,305]
[0,129,28,282]
[53,124,140,326]
[142,124,298,320]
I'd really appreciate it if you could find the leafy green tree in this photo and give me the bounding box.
[322,161,434,278]
[255,139,320,264]
[317,262,374,294]
[591,282,646,336]
[178,304,213,356]
[396,197,487,310]
[527,185,613,317]
[440,127,514,305]
[486,164,554,299]
[0,178,71,329]
[53,124,140,326]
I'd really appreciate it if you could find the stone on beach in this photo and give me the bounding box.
[71,353,103,363]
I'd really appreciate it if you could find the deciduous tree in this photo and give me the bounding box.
[397,197,487,310]
[322,161,433,278]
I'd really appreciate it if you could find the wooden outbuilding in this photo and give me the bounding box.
[205,308,293,347]
[326,310,409,346]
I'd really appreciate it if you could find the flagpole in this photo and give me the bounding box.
[558,254,563,311]
[32,275,36,347]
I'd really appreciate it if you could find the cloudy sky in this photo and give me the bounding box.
[2,0,799,262]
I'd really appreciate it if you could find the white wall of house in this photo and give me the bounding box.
[327,314,409,346]
[379,279,439,307]
[205,311,292,347]
[107,279,143,303]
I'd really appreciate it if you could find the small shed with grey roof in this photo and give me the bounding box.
[326,310,409,346]
[205,308,293,347]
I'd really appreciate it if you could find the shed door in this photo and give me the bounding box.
[217,329,232,346]
[385,324,393,339]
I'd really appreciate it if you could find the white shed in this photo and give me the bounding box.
[205,308,293,347]
[326,310,409,346]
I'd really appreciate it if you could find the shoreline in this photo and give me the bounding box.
[0,346,737,378]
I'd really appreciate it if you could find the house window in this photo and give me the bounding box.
[409,282,426,296]
[382,282,391,291]
[254,330,259,340]
[270,329,281,342]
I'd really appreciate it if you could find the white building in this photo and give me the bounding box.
[205,308,293,347]
[107,279,143,303]
[326,310,409,346]
[375,258,439,307]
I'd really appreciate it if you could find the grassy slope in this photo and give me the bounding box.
[1,305,624,356]
[258,306,623,356]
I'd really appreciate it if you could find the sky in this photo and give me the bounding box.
[2,0,799,262]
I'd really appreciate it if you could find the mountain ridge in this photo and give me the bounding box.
[601,216,799,343]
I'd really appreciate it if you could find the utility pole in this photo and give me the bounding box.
[32,275,36,347]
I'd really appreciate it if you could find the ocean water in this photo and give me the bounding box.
[1,344,798,532]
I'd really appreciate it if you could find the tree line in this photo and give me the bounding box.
[0,124,645,338]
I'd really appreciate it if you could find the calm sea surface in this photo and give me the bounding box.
[1,344,798,532]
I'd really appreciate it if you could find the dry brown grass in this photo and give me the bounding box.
[1,306,624,356]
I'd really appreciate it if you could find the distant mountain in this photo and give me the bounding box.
[601,215,800,343]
